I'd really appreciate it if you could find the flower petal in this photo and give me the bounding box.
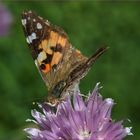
[41,130,59,140]
[24,128,40,137]
[31,109,51,130]
[73,93,86,111]
[0,3,12,36]
[57,97,72,118]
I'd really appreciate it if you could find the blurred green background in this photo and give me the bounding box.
[0,1,139,140]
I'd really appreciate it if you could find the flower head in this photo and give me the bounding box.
[25,83,132,140]
[0,3,12,36]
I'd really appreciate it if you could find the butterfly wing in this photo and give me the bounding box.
[21,11,87,93]
[66,47,108,85]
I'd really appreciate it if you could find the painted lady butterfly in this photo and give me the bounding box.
[21,10,107,106]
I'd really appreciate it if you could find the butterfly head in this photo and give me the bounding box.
[46,96,59,107]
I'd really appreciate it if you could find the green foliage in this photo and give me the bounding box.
[0,1,139,139]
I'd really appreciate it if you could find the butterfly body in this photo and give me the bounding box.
[21,11,107,106]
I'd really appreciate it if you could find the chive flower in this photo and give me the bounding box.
[0,3,12,36]
[24,83,132,140]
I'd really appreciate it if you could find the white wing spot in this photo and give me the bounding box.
[28,17,31,20]
[28,10,32,13]
[33,19,36,22]
[38,16,43,20]
[35,60,38,67]
[21,19,26,26]
[26,37,30,43]
[31,32,37,40]
[26,32,37,43]
[45,20,50,26]
[37,51,47,62]
[37,23,42,29]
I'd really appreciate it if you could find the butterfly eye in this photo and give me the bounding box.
[51,80,66,98]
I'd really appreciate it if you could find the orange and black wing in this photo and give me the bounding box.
[21,10,87,92]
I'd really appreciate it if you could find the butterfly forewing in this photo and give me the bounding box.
[21,11,87,92]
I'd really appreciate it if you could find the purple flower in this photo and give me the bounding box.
[0,3,12,36]
[24,83,132,140]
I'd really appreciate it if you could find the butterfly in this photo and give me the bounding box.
[21,10,107,106]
